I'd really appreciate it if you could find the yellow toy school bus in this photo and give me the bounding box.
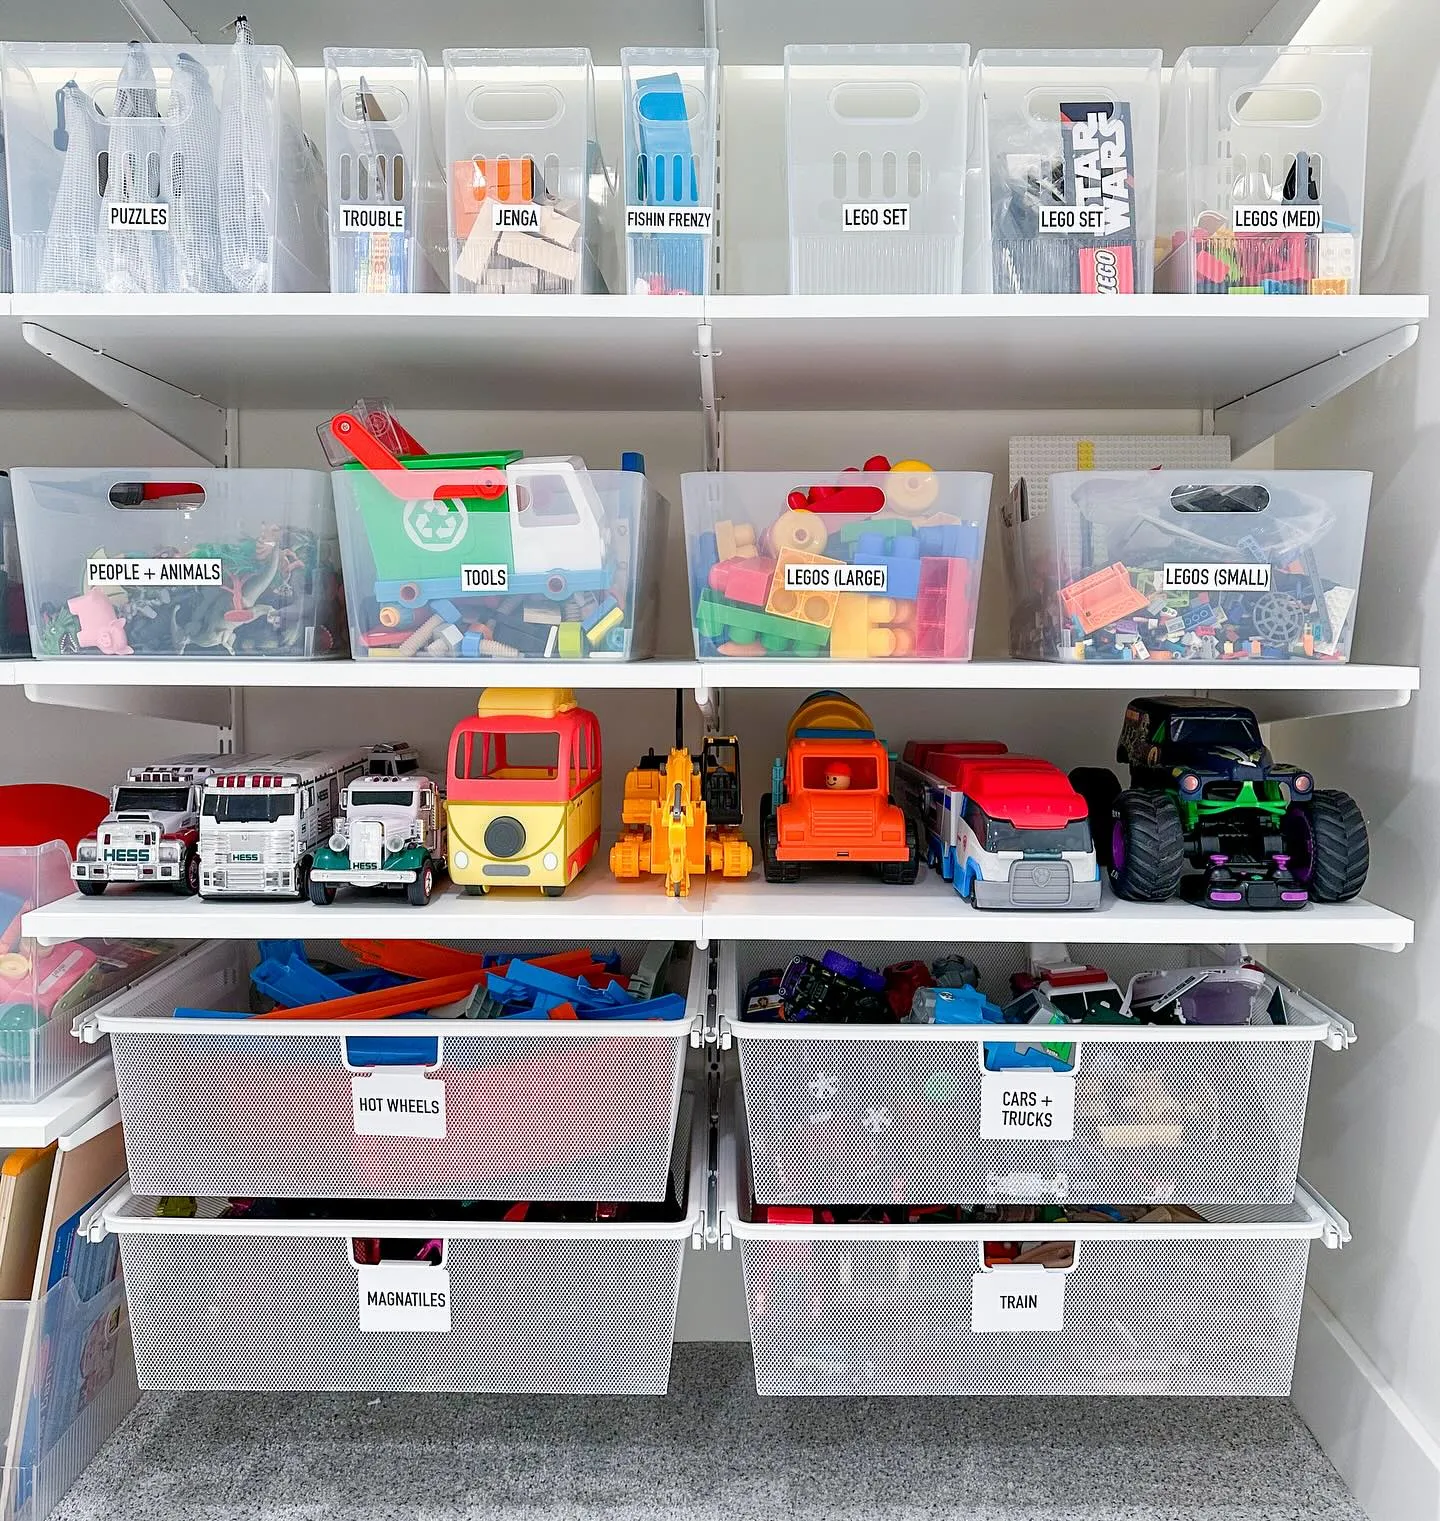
[446,689,603,896]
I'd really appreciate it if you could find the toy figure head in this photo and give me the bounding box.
[824,762,852,790]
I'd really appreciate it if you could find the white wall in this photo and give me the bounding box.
[1272,0,1440,1513]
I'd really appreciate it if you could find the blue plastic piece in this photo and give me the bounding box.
[345,1034,440,1069]
[932,986,1005,1025]
[916,523,982,560]
[621,451,646,475]
[431,598,463,625]
[852,535,921,601]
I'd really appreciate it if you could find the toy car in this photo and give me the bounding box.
[1071,696,1369,909]
[309,772,446,907]
[761,692,919,885]
[898,742,1101,909]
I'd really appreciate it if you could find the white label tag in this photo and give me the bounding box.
[107,202,168,231]
[460,563,509,593]
[782,562,888,594]
[625,206,714,234]
[1233,203,1323,233]
[842,202,911,231]
[339,204,405,231]
[979,1072,1076,1141]
[87,558,223,588]
[1037,205,1107,234]
[352,1069,446,1139]
[492,203,541,231]
[1160,562,1271,593]
[972,1268,1065,1332]
[357,1262,451,1332]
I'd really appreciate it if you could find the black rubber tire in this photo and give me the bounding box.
[760,793,800,884]
[179,847,200,896]
[541,884,567,898]
[1110,789,1185,902]
[463,884,486,897]
[407,861,435,907]
[1069,766,1123,868]
[295,858,312,902]
[76,880,107,897]
[878,816,921,886]
[1303,789,1370,902]
[308,879,336,906]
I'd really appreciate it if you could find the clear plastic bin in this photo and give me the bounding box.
[10,468,346,660]
[0,841,176,1104]
[0,34,326,295]
[1157,46,1371,296]
[1016,469,1371,663]
[444,48,611,296]
[0,475,28,656]
[332,457,663,661]
[324,48,446,294]
[682,469,990,660]
[621,47,717,296]
[108,1113,699,1393]
[93,940,697,1201]
[785,44,969,296]
[724,1099,1346,1397]
[966,49,1162,294]
[721,940,1350,1207]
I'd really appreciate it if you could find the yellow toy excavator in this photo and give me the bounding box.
[609,695,753,897]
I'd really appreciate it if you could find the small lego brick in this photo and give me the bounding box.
[830,595,916,659]
[709,555,777,608]
[714,520,758,561]
[557,621,585,659]
[765,550,842,629]
[1161,616,1185,641]
[585,606,624,648]
[1194,249,1231,287]
[1229,284,1263,294]
[1309,277,1350,295]
[1314,233,1356,282]
[523,605,563,626]
[768,509,830,556]
[1058,563,1148,636]
[1132,638,1151,661]
[916,556,972,659]
[1261,279,1306,295]
[696,590,829,654]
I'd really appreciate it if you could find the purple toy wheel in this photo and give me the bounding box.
[1282,809,1316,884]
[1111,818,1127,872]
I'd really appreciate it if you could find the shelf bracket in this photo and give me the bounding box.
[696,322,723,470]
[1215,324,1420,455]
[21,323,228,465]
[23,680,235,730]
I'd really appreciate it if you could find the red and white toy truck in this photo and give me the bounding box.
[898,742,1101,909]
[72,755,259,897]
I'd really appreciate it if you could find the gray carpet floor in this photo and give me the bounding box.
[52,1346,1361,1521]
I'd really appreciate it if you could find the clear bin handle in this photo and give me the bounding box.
[79,1177,132,1243]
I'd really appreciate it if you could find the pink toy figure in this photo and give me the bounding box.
[824,761,853,790]
[68,588,132,655]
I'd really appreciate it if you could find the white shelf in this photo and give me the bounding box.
[24,873,1413,952]
[23,873,708,946]
[701,874,1414,952]
[3,659,1418,723]
[0,1057,117,1149]
[5,294,705,411]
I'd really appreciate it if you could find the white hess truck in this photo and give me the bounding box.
[198,749,368,899]
[72,755,265,896]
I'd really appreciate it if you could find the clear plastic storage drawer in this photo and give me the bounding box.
[1010,469,1370,663]
[0,34,325,294]
[11,468,345,660]
[967,49,1161,294]
[683,469,990,660]
[93,942,698,1201]
[786,44,969,295]
[1156,46,1370,296]
[723,941,1349,1207]
[107,1115,698,1394]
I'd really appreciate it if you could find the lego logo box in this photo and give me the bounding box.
[972,1269,1066,1333]
[357,1263,451,1333]
[1160,563,1271,593]
[352,1070,447,1140]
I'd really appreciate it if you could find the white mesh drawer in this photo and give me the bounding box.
[723,1106,1346,1397]
[723,941,1349,1205]
[92,943,697,1202]
[107,1118,699,1394]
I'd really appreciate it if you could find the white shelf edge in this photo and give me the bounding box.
[0,1056,118,1149]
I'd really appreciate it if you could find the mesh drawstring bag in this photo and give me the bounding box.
[38,82,105,293]
[165,51,225,292]
[218,17,275,292]
[99,42,170,293]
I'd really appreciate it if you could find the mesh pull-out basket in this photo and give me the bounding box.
[106,1113,700,1394]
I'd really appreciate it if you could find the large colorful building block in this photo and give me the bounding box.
[1058,562,1149,636]
[765,550,842,629]
[696,590,830,654]
[850,532,922,602]
[709,555,777,608]
[916,557,972,659]
[830,595,916,659]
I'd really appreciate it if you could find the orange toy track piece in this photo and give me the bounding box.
[1058,563,1148,636]
[342,941,607,982]
[253,970,485,1022]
